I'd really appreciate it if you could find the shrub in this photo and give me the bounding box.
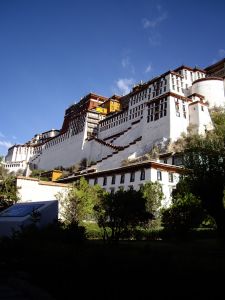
[161,193,204,237]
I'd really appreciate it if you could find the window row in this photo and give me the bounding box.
[100,111,128,127]
[147,98,167,122]
[130,78,168,106]
[6,163,22,168]
[129,103,145,114]
[94,170,146,186]
[45,132,70,149]
[99,117,129,132]
[92,170,174,186]
[174,99,187,118]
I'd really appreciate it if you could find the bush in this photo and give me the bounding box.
[82,222,103,240]
[161,193,204,237]
[10,221,86,244]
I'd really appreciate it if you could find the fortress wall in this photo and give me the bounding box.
[83,139,115,163]
[111,118,143,147]
[36,131,85,170]
[97,139,143,170]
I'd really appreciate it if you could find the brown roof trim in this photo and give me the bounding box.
[58,161,184,183]
[193,77,223,84]
[205,58,225,71]
[174,65,206,73]
[85,93,108,101]
[159,152,173,159]
[110,94,121,100]
[146,92,192,106]
[188,93,205,99]
[189,100,209,107]
[99,98,120,106]
[99,108,128,123]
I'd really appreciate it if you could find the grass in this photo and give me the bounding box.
[0,230,225,300]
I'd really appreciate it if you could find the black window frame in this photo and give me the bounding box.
[130,172,135,182]
[103,177,107,186]
[140,169,145,181]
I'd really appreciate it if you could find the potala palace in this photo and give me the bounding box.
[3,58,225,205]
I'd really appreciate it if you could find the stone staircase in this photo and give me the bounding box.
[91,136,123,151]
[89,136,142,167]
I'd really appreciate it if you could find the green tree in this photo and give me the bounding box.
[178,108,225,235]
[0,157,19,211]
[140,181,164,227]
[161,193,204,236]
[94,189,153,241]
[30,169,47,179]
[56,177,105,225]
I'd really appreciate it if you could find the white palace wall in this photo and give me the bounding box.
[5,61,225,176]
[17,176,68,203]
[192,78,225,107]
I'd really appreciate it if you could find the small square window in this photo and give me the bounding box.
[94,178,98,185]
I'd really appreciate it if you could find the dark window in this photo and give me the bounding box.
[169,172,173,183]
[103,177,107,186]
[140,169,145,181]
[111,175,115,185]
[157,170,162,181]
[94,177,98,185]
[130,172,135,182]
[120,174,125,184]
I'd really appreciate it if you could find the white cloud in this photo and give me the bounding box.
[142,12,167,29]
[122,57,130,68]
[116,78,134,95]
[145,64,152,73]
[0,140,13,148]
[218,49,225,57]
[121,56,135,74]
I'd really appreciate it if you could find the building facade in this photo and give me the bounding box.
[4,59,225,185]
[58,160,183,207]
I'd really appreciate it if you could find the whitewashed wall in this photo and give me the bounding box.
[192,79,225,107]
[189,102,213,134]
[17,176,68,202]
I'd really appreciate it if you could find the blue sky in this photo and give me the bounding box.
[0,0,225,156]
